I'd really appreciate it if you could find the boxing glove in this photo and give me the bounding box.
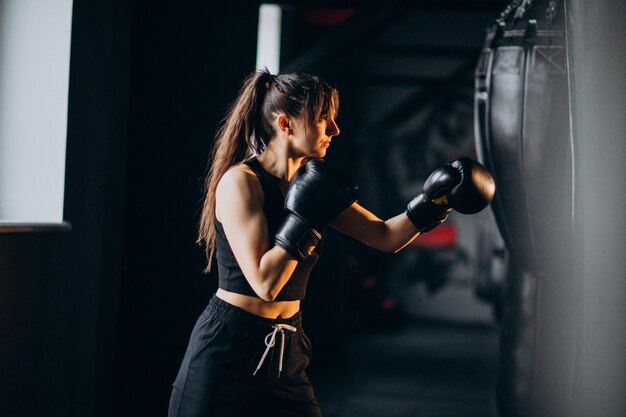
[406,157,495,232]
[275,159,358,260]
[432,157,495,214]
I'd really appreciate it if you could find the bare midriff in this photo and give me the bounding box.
[216,288,301,319]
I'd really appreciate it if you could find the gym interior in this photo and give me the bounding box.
[0,1,624,416]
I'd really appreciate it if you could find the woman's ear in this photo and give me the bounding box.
[277,114,291,133]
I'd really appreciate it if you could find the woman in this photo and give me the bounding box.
[168,69,494,417]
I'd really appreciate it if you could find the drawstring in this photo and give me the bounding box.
[253,323,297,377]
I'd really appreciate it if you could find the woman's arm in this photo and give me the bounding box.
[330,203,421,253]
[331,157,496,252]
[216,165,297,301]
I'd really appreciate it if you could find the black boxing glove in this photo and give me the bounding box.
[439,157,495,214]
[406,163,461,232]
[406,157,495,233]
[275,159,358,260]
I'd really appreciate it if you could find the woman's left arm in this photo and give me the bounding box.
[330,203,421,253]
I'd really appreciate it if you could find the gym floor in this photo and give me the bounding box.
[311,320,500,417]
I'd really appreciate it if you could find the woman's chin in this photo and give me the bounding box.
[302,147,328,159]
[315,148,328,158]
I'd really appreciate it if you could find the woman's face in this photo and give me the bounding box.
[290,113,341,158]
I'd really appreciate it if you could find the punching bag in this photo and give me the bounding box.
[474,1,575,415]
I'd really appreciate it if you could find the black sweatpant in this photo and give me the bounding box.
[168,295,321,417]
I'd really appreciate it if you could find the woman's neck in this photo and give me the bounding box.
[256,140,305,182]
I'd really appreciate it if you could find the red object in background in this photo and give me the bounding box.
[381,297,397,311]
[297,9,355,26]
[409,223,457,248]
[362,276,378,289]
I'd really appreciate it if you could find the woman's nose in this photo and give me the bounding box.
[327,120,340,136]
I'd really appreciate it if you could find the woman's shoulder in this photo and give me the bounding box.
[216,162,264,204]
[219,162,259,186]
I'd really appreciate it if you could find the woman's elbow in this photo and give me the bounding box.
[255,281,280,302]
[256,287,277,302]
[258,293,276,302]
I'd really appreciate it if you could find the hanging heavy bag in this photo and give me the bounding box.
[473,1,575,416]
[474,0,571,272]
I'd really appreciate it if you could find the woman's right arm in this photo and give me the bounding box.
[216,166,298,302]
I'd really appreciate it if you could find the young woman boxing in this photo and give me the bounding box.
[168,68,495,417]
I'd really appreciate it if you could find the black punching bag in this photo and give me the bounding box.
[474,1,575,415]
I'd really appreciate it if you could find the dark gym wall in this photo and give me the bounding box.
[113,1,258,416]
[0,1,259,417]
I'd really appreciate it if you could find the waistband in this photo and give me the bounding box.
[206,294,302,329]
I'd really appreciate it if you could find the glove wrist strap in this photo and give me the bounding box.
[274,214,322,260]
[406,193,450,233]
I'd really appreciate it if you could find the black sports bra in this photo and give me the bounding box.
[214,157,319,301]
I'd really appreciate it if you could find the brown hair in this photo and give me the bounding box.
[197,68,339,272]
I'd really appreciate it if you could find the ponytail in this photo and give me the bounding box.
[197,69,272,272]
